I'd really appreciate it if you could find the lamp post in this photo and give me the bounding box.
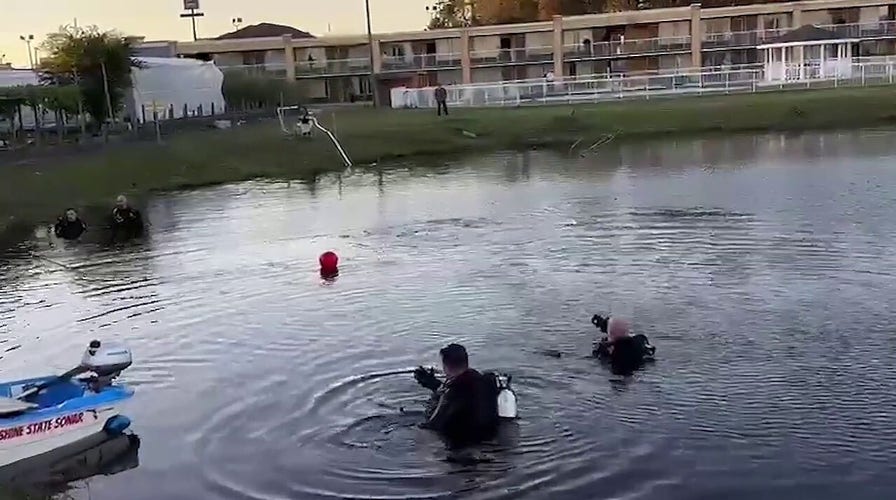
[232,17,243,30]
[365,0,379,107]
[19,35,35,69]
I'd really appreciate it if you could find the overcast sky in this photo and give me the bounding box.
[1,0,431,67]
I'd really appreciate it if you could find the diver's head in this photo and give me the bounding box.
[439,343,469,378]
[115,195,128,209]
[608,317,631,341]
[591,314,609,333]
[65,209,78,222]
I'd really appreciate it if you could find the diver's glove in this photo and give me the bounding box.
[414,366,441,391]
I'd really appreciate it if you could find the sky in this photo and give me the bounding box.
[0,0,432,67]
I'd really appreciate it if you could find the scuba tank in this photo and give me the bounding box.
[495,374,518,419]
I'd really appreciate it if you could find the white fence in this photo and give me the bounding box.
[391,59,896,109]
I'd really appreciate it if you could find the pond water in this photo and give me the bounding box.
[2,130,896,499]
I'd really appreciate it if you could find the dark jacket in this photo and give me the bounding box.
[422,369,499,446]
[593,334,655,375]
[434,86,447,103]
[111,207,144,238]
[54,218,87,240]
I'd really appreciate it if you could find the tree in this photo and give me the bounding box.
[428,0,479,29]
[37,25,140,126]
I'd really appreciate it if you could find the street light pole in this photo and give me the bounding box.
[364,0,379,108]
[20,35,35,69]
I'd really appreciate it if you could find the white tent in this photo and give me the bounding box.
[0,58,225,127]
[0,69,45,132]
[0,69,39,88]
[129,57,225,123]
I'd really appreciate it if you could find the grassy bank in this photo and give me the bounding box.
[4,86,896,241]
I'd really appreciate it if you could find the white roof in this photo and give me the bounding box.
[757,38,860,49]
[0,69,39,89]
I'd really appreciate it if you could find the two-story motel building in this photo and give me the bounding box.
[136,0,896,104]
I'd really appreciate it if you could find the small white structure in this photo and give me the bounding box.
[129,57,225,123]
[758,25,859,82]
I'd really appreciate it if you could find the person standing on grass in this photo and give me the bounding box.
[435,83,448,116]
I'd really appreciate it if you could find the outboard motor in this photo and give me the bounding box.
[495,374,518,420]
[80,340,133,390]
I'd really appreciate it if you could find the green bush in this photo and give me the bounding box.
[221,71,307,111]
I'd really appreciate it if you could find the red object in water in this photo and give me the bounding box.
[319,251,339,276]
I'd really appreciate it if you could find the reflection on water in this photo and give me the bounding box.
[2,130,896,499]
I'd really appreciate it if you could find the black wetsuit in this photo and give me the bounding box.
[111,207,144,239]
[54,218,87,240]
[593,334,655,375]
[421,369,499,447]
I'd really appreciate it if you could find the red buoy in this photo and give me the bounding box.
[319,251,339,278]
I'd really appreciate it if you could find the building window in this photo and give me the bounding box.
[358,77,371,95]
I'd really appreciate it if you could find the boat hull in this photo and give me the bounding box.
[0,376,134,469]
[0,406,122,468]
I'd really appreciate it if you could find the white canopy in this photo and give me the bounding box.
[129,57,225,123]
[0,69,40,89]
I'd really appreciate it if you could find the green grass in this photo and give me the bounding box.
[4,85,896,242]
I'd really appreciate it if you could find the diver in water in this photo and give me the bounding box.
[53,208,87,240]
[110,195,145,240]
[414,343,500,447]
[591,315,655,375]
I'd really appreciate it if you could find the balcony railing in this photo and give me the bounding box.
[703,21,896,50]
[296,58,371,76]
[218,63,288,78]
[470,46,554,67]
[817,20,896,39]
[391,60,896,109]
[381,53,461,71]
[563,36,691,61]
[702,29,786,49]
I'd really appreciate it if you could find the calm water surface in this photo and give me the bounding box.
[2,131,896,499]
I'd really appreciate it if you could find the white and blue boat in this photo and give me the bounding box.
[0,341,135,469]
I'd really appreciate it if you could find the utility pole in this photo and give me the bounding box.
[19,35,34,69]
[180,0,205,41]
[364,0,378,107]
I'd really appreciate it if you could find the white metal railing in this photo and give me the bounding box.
[564,35,691,60]
[702,20,896,49]
[219,63,288,77]
[390,60,896,109]
[296,57,371,76]
[451,63,764,89]
[381,52,462,71]
[702,28,787,48]
[470,45,554,65]
[817,20,896,39]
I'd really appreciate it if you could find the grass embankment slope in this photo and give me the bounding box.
[3,86,896,240]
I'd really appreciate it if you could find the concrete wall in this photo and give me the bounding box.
[659,21,690,38]
[860,6,888,22]
[436,38,460,55]
[659,54,687,71]
[525,31,553,49]
[802,10,833,25]
[436,68,463,85]
[265,49,286,67]
[471,35,502,57]
[347,46,370,60]
[304,79,328,99]
[563,29,593,46]
[703,18,731,34]
[471,66,504,82]
[296,47,327,64]
[213,53,243,67]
